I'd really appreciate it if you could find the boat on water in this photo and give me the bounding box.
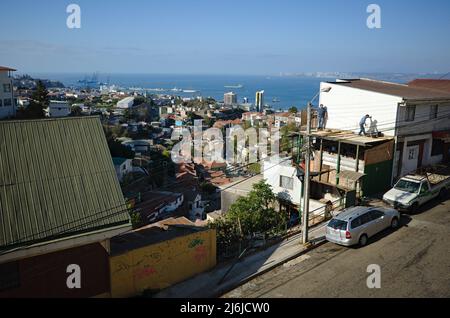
[224,84,244,89]
[272,98,280,103]
[183,89,198,93]
[171,87,183,92]
[77,72,102,89]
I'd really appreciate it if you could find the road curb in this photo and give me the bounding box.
[215,238,328,298]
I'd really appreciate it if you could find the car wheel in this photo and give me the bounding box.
[391,217,399,229]
[359,234,368,247]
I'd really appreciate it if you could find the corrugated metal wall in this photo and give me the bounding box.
[0,243,110,298]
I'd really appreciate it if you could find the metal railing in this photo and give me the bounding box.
[307,197,346,226]
[216,196,350,262]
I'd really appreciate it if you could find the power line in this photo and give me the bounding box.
[0,151,293,256]
[3,108,450,256]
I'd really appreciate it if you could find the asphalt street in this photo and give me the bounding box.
[224,198,450,298]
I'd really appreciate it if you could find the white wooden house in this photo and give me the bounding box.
[319,78,450,182]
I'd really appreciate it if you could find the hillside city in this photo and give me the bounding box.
[1,1,450,303]
[1,65,450,298]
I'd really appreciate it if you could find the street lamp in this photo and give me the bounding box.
[301,86,332,245]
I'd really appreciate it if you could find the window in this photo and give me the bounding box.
[0,261,20,292]
[351,216,363,229]
[3,99,12,107]
[405,106,416,122]
[360,212,372,225]
[369,210,385,220]
[394,179,421,193]
[3,84,11,93]
[408,148,417,160]
[430,105,438,119]
[420,183,430,194]
[328,219,348,230]
[0,99,2,107]
[280,176,294,190]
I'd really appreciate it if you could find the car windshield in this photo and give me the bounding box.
[328,219,348,230]
[394,179,421,193]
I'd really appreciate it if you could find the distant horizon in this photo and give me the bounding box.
[16,71,450,77]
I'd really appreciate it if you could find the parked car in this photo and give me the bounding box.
[326,206,400,247]
[383,167,450,213]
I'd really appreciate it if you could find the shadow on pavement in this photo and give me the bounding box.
[353,214,413,248]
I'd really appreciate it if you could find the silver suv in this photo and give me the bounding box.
[326,206,400,247]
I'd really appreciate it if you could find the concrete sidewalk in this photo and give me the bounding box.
[154,223,328,298]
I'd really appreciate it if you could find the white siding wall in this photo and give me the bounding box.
[319,82,402,136]
[264,159,302,205]
[0,71,15,119]
[48,102,71,117]
[263,157,327,213]
[397,102,450,136]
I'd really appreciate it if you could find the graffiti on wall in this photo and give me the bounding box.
[188,238,205,249]
[189,237,208,263]
[113,252,162,275]
[133,266,157,280]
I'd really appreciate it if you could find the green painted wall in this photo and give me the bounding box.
[363,159,393,197]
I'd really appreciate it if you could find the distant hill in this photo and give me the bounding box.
[13,74,65,89]
[279,72,449,84]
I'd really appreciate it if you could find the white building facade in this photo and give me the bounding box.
[116,97,135,109]
[263,156,326,213]
[224,92,237,106]
[0,66,16,119]
[113,157,133,182]
[46,101,71,117]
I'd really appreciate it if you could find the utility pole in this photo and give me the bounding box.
[302,102,312,245]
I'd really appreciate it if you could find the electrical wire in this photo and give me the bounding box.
[2,107,450,256]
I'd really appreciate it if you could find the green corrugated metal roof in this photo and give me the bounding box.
[0,117,131,252]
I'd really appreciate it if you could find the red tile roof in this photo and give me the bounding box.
[332,78,450,100]
[408,79,450,93]
[0,66,16,71]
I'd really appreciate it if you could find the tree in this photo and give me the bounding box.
[129,211,143,229]
[70,105,82,117]
[280,122,299,153]
[209,217,241,252]
[133,96,149,106]
[103,126,135,159]
[204,117,214,128]
[23,80,49,118]
[187,112,203,125]
[226,181,286,236]
[288,106,298,114]
[248,163,261,174]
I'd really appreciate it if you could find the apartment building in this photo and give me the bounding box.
[0,66,16,119]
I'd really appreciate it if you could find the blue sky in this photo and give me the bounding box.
[1,0,449,75]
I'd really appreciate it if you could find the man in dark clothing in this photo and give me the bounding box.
[318,104,328,130]
[359,114,371,136]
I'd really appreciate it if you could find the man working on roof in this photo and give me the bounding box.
[359,114,371,136]
[318,104,328,130]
